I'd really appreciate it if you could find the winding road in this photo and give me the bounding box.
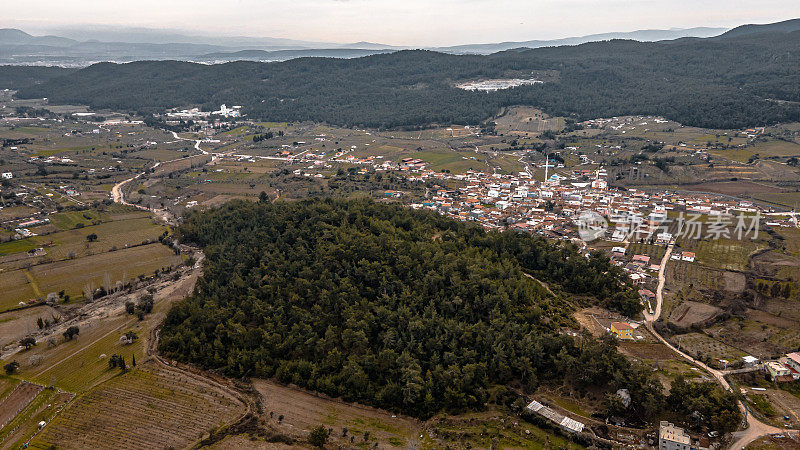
[171,131,208,155]
[644,242,789,449]
[110,173,143,206]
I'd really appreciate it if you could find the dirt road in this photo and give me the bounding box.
[110,173,142,206]
[644,243,673,322]
[643,241,790,449]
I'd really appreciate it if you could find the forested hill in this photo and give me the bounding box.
[3,23,800,128]
[159,198,648,418]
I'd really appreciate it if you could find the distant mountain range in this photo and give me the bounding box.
[2,20,800,66]
[0,24,739,66]
[431,27,728,54]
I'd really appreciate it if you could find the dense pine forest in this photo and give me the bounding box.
[158,198,737,429]
[2,27,800,129]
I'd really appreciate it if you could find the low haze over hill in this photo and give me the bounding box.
[0,25,728,66]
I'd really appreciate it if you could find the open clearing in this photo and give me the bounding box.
[0,305,59,349]
[253,379,424,447]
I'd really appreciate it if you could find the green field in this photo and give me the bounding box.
[0,212,168,267]
[49,210,101,230]
[693,238,765,271]
[0,243,182,311]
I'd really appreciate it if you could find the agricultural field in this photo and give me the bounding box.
[692,238,766,271]
[0,381,42,430]
[0,386,73,449]
[29,361,246,450]
[427,411,584,449]
[494,106,565,136]
[708,139,800,163]
[670,332,746,363]
[11,270,198,393]
[668,302,724,328]
[0,242,182,312]
[249,379,585,449]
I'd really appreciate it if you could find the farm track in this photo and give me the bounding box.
[643,241,797,449]
[146,326,263,449]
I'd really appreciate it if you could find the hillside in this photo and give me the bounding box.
[718,18,800,38]
[158,198,651,418]
[2,24,799,129]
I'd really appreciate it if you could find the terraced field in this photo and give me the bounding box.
[30,362,246,449]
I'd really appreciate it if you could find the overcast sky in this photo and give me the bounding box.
[3,0,800,46]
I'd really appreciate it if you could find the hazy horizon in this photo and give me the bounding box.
[3,0,800,47]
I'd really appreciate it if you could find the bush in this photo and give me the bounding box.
[4,361,19,374]
[308,425,328,448]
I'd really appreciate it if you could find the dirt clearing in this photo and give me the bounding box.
[253,379,424,447]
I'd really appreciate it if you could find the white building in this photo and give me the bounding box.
[1,172,11,179]
[214,104,242,118]
[659,421,691,450]
[766,361,790,380]
[742,355,759,368]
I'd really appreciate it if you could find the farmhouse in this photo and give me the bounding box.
[659,421,691,450]
[610,322,634,340]
[785,353,800,380]
[786,352,800,373]
[681,251,696,262]
[766,361,790,381]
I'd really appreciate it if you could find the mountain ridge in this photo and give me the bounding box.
[0,24,740,66]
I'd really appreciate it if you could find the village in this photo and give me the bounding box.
[2,100,800,448]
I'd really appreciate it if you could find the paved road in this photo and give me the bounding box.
[643,241,789,449]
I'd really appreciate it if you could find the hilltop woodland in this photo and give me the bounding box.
[159,198,739,431]
[3,28,800,129]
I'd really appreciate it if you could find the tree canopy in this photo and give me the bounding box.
[159,199,645,418]
[5,29,800,129]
